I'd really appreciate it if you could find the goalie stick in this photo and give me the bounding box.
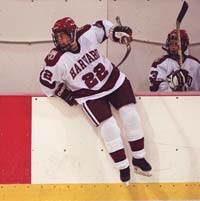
[115,16,132,68]
[176,1,189,68]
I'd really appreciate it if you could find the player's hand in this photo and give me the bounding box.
[55,83,77,106]
[167,69,190,91]
[112,26,133,44]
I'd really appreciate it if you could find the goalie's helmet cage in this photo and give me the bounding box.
[165,29,189,56]
[52,17,78,52]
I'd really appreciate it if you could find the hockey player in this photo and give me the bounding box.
[40,17,152,183]
[149,29,200,92]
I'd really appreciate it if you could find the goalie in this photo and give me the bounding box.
[149,29,200,92]
[39,17,151,183]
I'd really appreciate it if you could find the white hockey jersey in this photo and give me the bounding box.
[149,55,200,91]
[40,20,125,104]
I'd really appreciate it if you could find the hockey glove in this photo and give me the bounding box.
[167,69,191,91]
[110,26,133,44]
[55,83,77,106]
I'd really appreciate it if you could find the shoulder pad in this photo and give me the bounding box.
[76,25,91,39]
[45,48,65,67]
[152,55,170,68]
[186,55,200,64]
[93,20,104,28]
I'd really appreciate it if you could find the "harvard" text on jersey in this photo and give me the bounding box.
[70,49,100,79]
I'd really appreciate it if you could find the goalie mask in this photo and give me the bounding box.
[52,17,78,52]
[163,29,189,59]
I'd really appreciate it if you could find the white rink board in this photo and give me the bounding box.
[0,0,107,41]
[32,96,200,184]
[31,97,120,184]
[137,96,200,182]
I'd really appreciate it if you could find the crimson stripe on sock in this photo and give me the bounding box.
[110,149,126,163]
[129,137,144,151]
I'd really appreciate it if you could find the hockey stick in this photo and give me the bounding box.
[115,16,132,68]
[176,1,189,68]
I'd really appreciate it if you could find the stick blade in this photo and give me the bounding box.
[176,1,189,24]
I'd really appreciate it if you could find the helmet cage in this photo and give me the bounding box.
[52,30,76,52]
[164,29,189,58]
[52,17,77,52]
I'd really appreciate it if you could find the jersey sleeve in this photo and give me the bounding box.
[39,67,58,96]
[92,20,113,43]
[195,61,200,90]
[186,55,200,91]
[149,56,172,92]
[39,49,65,96]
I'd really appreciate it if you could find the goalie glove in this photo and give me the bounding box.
[55,83,77,106]
[167,69,192,91]
[110,26,133,44]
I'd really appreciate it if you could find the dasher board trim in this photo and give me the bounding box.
[0,182,199,201]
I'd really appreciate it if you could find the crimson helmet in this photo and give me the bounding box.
[52,17,78,52]
[163,29,189,58]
